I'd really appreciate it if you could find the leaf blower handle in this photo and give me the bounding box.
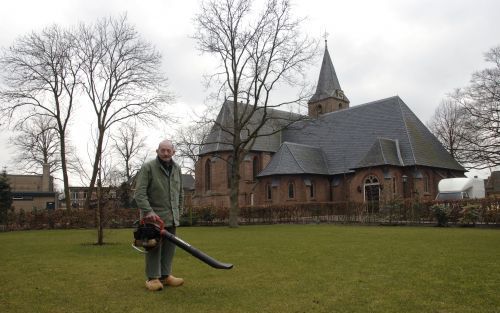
[143,211,165,229]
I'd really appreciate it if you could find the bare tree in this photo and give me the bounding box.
[174,121,212,175]
[75,16,172,216]
[455,46,500,169]
[194,0,317,227]
[0,25,80,210]
[99,145,123,188]
[9,115,60,175]
[427,95,468,165]
[113,122,147,182]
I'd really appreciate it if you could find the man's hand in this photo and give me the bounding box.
[144,211,162,224]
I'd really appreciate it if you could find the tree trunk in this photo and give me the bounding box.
[229,91,241,227]
[59,132,72,210]
[96,178,104,245]
[228,155,240,228]
[125,159,131,182]
[84,127,105,210]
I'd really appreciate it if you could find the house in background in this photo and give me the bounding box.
[67,185,129,209]
[8,164,57,212]
[193,42,465,207]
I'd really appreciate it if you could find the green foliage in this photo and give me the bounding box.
[1,226,500,313]
[432,204,449,227]
[0,170,13,224]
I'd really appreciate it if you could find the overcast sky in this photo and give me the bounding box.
[1,0,499,180]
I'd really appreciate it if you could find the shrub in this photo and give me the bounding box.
[200,207,216,223]
[460,204,481,226]
[180,208,199,226]
[432,204,449,227]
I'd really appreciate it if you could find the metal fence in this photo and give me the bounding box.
[187,197,500,227]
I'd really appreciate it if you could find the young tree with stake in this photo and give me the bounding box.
[75,16,172,240]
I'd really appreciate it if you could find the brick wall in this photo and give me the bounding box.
[194,150,465,207]
[308,97,349,117]
[194,151,274,207]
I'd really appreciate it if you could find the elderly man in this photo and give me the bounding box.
[134,139,184,291]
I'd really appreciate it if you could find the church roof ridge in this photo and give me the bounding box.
[396,96,417,164]
[283,143,307,173]
[281,141,319,149]
[317,95,401,118]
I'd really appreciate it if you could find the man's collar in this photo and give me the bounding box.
[156,156,175,167]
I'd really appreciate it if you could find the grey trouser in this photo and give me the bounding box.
[145,226,176,279]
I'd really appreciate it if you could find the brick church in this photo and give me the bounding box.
[193,43,465,207]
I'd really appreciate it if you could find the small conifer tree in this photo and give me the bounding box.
[0,170,13,224]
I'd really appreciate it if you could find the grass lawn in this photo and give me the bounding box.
[0,224,499,313]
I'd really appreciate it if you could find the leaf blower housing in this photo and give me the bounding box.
[133,220,163,251]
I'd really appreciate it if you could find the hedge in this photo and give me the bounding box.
[1,197,499,231]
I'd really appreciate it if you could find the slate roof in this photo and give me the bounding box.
[281,96,465,175]
[200,100,303,154]
[308,44,348,104]
[200,96,465,176]
[257,142,330,177]
[354,138,404,168]
[199,45,465,177]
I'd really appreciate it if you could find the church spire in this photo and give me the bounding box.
[308,39,349,117]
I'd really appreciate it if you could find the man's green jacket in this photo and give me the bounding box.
[134,158,184,227]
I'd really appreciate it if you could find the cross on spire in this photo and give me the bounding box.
[323,30,329,47]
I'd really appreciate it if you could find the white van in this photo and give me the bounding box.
[436,178,485,201]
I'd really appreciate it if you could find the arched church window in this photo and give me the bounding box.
[309,182,315,198]
[252,156,260,181]
[205,159,211,191]
[365,175,379,185]
[288,181,295,199]
[266,183,272,200]
[364,175,380,211]
[423,175,430,193]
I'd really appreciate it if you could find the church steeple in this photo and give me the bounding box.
[308,39,349,117]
